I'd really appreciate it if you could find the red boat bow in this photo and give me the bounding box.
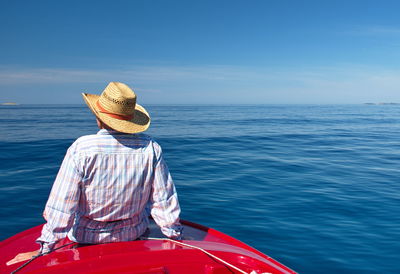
[1,220,296,274]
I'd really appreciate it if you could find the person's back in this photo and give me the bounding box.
[38,129,181,250]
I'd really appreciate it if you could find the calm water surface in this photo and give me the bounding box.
[0,104,399,273]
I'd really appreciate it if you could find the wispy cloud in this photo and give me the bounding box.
[348,25,400,36]
[0,65,268,84]
[0,68,105,84]
[0,64,399,88]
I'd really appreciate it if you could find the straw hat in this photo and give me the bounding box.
[82,82,150,134]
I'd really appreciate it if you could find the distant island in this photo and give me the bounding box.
[364,102,400,105]
[0,102,19,106]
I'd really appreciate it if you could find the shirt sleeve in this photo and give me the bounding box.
[150,143,183,239]
[36,143,82,253]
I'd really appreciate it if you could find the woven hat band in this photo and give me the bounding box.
[96,100,134,121]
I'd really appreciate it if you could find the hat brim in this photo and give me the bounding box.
[82,93,151,134]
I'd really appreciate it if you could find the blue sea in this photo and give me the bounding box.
[1,104,399,273]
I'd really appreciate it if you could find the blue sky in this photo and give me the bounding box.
[1,0,400,104]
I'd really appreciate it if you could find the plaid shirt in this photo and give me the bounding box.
[37,129,182,252]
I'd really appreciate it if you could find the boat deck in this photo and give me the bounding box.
[0,219,296,274]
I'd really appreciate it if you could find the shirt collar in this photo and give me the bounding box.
[97,129,121,135]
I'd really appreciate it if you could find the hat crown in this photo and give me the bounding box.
[98,82,136,115]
